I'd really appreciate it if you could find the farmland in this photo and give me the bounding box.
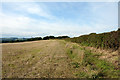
[2,40,118,78]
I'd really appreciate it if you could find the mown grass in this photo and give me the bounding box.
[66,44,119,78]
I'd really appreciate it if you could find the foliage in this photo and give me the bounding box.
[82,49,118,78]
[27,37,42,41]
[65,29,120,50]
[43,36,69,40]
[66,43,118,78]
[1,36,69,43]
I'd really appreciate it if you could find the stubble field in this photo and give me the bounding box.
[2,40,119,78]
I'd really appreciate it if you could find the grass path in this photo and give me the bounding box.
[2,40,118,78]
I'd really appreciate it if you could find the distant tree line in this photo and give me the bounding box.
[2,29,120,51]
[43,36,69,40]
[65,29,120,51]
[1,36,69,43]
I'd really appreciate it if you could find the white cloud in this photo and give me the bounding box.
[10,3,56,19]
[1,2,118,38]
[1,11,117,37]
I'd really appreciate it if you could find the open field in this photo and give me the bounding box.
[2,40,119,78]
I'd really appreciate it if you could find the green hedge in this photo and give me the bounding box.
[65,29,120,50]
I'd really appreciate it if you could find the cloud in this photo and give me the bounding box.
[3,2,56,19]
[1,2,118,38]
[1,11,116,38]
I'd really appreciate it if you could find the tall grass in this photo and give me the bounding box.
[66,45,119,78]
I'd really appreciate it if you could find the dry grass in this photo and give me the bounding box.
[2,40,118,78]
[83,46,118,67]
[2,40,75,78]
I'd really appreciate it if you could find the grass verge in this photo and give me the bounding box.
[66,43,119,78]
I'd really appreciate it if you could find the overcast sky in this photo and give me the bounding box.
[1,2,118,38]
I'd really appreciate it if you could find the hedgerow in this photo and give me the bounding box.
[65,29,120,50]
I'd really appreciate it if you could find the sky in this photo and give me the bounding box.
[0,2,118,38]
